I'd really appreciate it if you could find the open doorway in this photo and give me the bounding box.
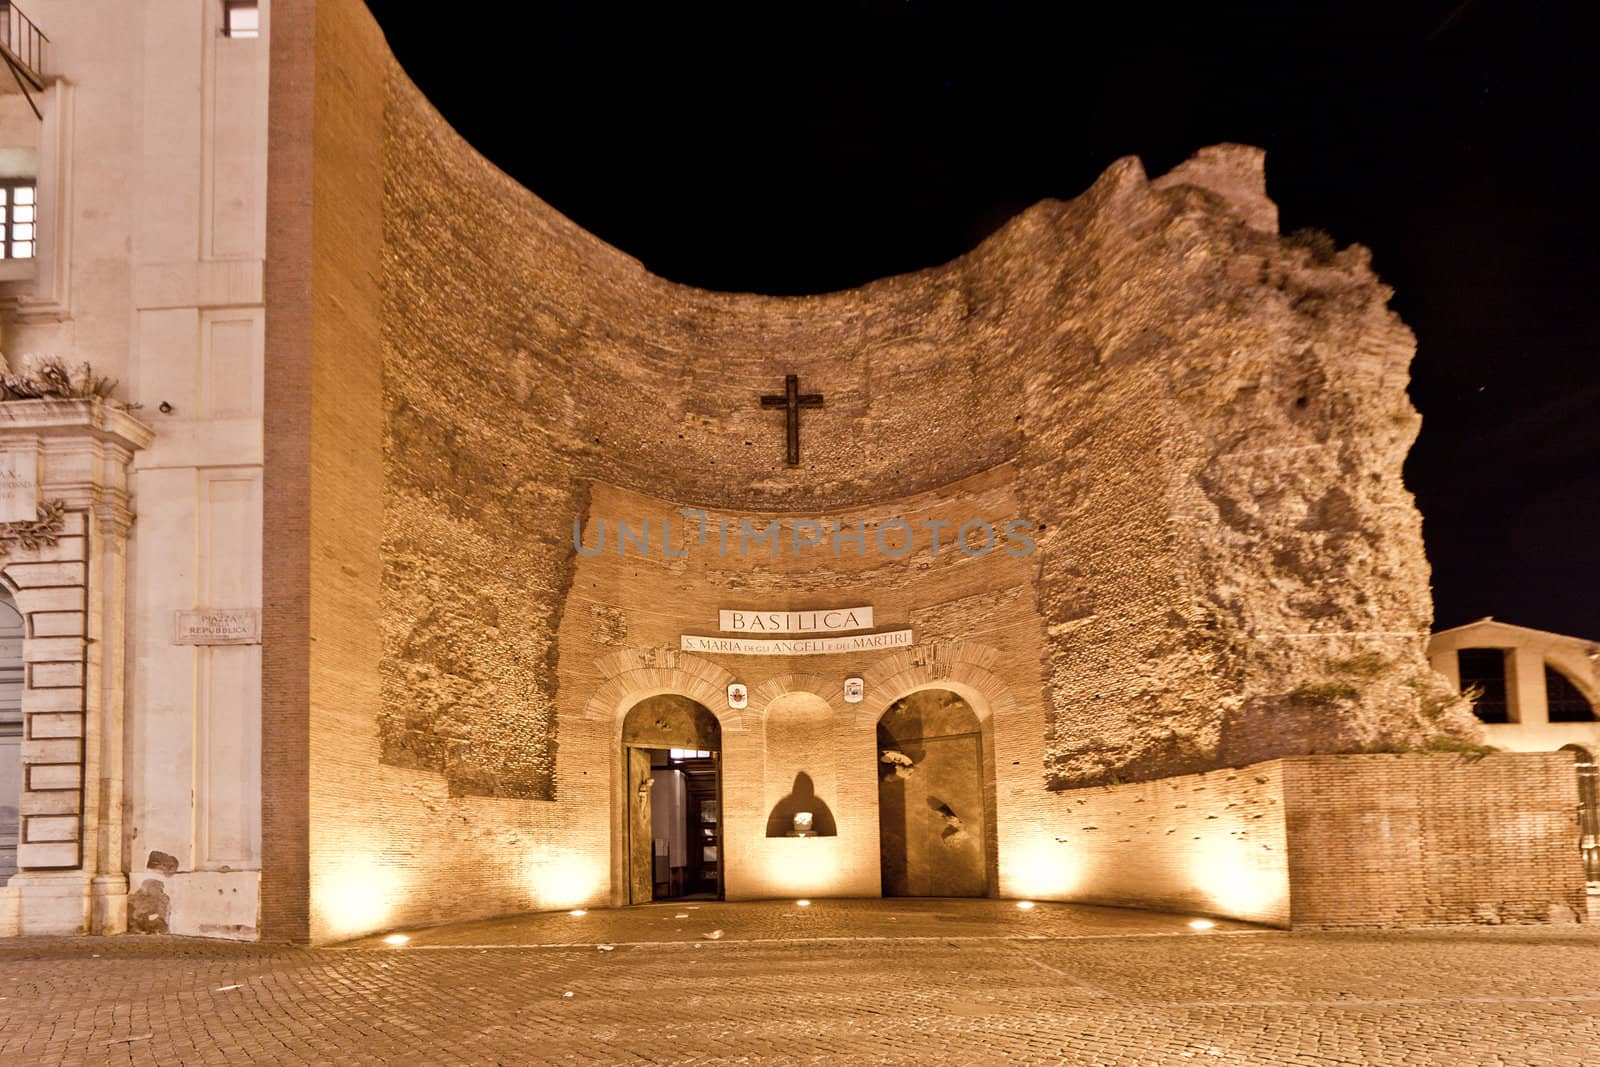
[622,695,722,905]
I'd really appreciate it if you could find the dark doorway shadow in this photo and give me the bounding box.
[765,771,837,837]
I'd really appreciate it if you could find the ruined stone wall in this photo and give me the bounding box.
[378,64,1471,805]
[260,0,1500,940]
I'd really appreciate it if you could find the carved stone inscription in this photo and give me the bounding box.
[682,630,911,656]
[0,447,39,524]
[719,606,873,633]
[174,609,260,646]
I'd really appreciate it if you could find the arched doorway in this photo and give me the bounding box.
[0,589,23,882]
[1562,745,1599,884]
[622,695,722,905]
[876,689,987,897]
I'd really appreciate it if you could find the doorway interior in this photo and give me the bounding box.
[641,748,720,900]
[622,695,723,905]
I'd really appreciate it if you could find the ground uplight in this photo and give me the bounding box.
[796,899,811,907]
[382,934,410,945]
[1188,919,1216,930]
[570,909,587,917]
[1015,900,1036,910]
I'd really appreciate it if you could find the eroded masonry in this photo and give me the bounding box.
[1,0,1584,944]
[247,2,1584,942]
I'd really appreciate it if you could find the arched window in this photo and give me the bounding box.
[1545,665,1597,722]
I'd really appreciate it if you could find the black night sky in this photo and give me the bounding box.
[366,0,1599,640]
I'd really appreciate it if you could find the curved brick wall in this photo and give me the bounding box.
[260,3,1566,943]
[379,63,1473,801]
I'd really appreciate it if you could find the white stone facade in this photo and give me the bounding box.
[1428,618,1600,754]
[0,2,269,938]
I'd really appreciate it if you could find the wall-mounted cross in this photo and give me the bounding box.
[759,374,823,466]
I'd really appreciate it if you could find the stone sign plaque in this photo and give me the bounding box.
[174,608,260,646]
[682,630,911,656]
[0,446,39,523]
[718,607,873,634]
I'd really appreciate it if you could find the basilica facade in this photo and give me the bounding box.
[0,0,1586,943]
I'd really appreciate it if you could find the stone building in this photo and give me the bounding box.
[0,0,1587,942]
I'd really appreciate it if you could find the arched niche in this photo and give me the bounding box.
[762,692,837,838]
[876,688,988,897]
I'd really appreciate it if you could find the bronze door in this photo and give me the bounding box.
[627,746,654,905]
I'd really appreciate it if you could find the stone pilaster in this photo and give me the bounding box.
[0,398,152,936]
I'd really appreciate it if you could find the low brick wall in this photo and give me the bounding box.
[1282,752,1587,927]
[1050,753,1586,928]
[1049,764,1293,927]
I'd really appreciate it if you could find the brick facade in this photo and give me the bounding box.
[1046,753,1586,928]
[244,0,1577,942]
[1282,753,1586,927]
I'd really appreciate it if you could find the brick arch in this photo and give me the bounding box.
[746,673,844,725]
[861,639,1008,898]
[853,638,1018,728]
[582,646,747,730]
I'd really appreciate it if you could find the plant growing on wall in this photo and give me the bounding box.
[0,353,126,406]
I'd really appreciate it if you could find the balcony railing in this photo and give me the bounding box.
[0,2,47,90]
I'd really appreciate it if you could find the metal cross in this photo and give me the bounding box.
[759,374,823,466]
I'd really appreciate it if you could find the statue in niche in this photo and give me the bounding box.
[765,771,837,837]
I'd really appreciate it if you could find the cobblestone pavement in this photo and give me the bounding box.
[2,900,1598,1066]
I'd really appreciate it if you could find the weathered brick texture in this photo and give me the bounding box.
[257,0,1559,942]
[1044,753,1586,928]
[1281,753,1587,927]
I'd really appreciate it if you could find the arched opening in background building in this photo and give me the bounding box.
[1546,667,1598,722]
[621,695,722,905]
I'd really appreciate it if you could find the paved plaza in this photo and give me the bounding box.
[2,900,1597,1066]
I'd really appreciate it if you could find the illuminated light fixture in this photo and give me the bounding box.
[382,934,410,945]
[795,899,811,907]
[1015,900,1036,910]
[570,909,587,917]
[1188,919,1217,930]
